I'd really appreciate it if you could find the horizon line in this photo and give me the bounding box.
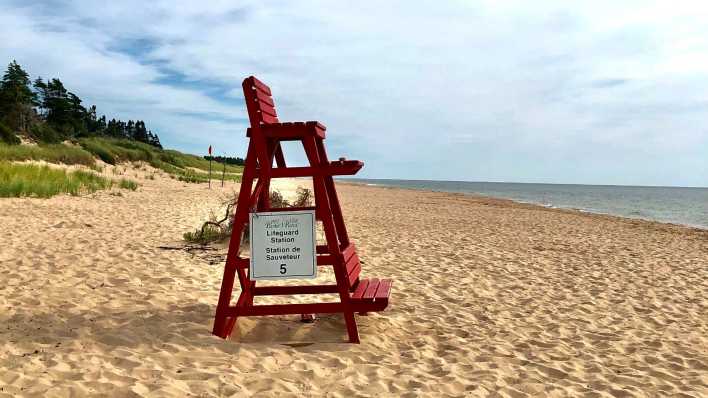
[341,177,708,190]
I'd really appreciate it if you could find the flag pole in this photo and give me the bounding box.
[208,145,212,189]
[221,152,226,188]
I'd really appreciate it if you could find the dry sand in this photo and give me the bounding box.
[1,167,707,397]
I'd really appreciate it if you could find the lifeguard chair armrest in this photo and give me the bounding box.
[331,159,363,169]
[257,159,363,178]
[247,121,326,140]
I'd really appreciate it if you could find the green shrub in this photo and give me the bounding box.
[0,123,20,145]
[183,224,226,245]
[293,186,314,207]
[0,162,112,198]
[269,190,290,207]
[118,178,138,191]
[78,139,116,164]
[29,124,62,144]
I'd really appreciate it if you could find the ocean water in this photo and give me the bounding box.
[343,179,708,230]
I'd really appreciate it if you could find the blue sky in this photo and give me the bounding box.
[1,1,707,186]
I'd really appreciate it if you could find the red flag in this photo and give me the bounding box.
[208,145,212,155]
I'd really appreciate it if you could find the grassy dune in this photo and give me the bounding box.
[0,162,132,198]
[0,143,95,166]
[0,137,242,198]
[0,137,243,183]
[78,138,241,171]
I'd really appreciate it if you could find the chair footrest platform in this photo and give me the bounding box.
[350,278,392,308]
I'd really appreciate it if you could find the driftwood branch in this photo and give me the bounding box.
[157,244,218,252]
[199,202,233,237]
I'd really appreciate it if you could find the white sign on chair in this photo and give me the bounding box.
[249,210,317,280]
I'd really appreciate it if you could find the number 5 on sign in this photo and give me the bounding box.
[249,210,317,280]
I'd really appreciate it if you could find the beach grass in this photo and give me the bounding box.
[0,162,112,198]
[118,178,138,191]
[0,143,96,166]
[0,162,140,198]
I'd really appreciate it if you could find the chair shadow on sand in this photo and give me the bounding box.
[4,300,356,357]
[230,312,353,346]
[113,302,356,349]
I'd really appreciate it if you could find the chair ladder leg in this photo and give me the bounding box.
[344,310,360,343]
[213,139,258,338]
[213,262,237,338]
[302,135,361,343]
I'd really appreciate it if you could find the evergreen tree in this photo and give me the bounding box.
[117,120,126,138]
[97,115,106,131]
[67,92,87,135]
[0,60,36,131]
[148,129,162,148]
[133,120,148,143]
[106,118,119,137]
[86,105,98,132]
[126,120,135,139]
[33,77,48,117]
[0,60,166,147]
[45,78,71,133]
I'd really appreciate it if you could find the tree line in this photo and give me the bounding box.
[0,60,161,147]
[203,155,245,166]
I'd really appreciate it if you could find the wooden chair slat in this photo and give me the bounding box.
[259,105,277,118]
[345,252,358,272]
[362,278,380,300]
[374,279,392,300]
[259,113,279,124]
[351,279,370,300]
[255,84,271,97]
[341,244,356,263]
[254,90,275,106]
[347,262,361,287]
[250,76,272,95]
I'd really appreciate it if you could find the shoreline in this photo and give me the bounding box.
[338,180,708,234]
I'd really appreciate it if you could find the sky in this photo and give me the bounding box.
[1,0,707,187]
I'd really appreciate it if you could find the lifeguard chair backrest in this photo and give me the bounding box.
[243,76,279,127]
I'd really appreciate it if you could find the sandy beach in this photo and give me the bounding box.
[1,167,707,397]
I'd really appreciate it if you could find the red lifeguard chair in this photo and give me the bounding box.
[212,76,392,343]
